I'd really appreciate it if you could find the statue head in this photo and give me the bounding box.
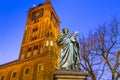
[62,28,69,34]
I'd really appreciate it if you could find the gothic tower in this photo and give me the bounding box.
[18,0,60,79]
[0,0,60,80]
[19,0,60,61]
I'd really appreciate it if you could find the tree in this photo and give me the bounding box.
[80,31,106,80]
[80,17,120,80]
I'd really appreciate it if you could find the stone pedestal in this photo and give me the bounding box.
[54,70,87,80]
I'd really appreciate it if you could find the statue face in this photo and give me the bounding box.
[63,28,68,34]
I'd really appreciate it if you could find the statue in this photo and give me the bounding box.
[57,28,80,70]
[70,31,80,70]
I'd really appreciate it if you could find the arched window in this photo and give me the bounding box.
[38,64,44,72]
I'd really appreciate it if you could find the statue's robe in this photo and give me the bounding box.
[57,34,74,68]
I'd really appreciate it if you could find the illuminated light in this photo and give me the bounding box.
[46,40,49,46]
[50,41,53,46]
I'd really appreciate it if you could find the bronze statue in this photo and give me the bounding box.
[57,28,80,70]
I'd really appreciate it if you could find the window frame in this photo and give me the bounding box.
[11,71,17,78]
[38,64,44,72]
[24,68,30,75]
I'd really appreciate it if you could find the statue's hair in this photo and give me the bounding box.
[62,28,69,33]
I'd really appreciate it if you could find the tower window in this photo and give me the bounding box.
[33,27,38,32]
[1,75,4,80]
[33,45,38,56]
[46,41,49,46]
[34,36,37,40]
[38,64,44,72]
[33,28,35,32]
[32,36,37,41]
[34,19,39,23]
[12,72,17,78]
[51,12,57,25]
[47,32,53,37]
[27,47,32,52]
[50,41,53,46]
[31,37,34,41]
[32,27,38,41]
[34,45,38,50]
[25,68,29,74]
[49,32,53,37]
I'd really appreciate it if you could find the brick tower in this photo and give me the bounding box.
[0,0,60,80]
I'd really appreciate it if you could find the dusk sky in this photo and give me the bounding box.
[0,0,120,65]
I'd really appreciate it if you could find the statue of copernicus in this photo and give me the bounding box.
[57,28,80,70]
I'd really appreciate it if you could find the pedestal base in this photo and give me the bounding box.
[54,70,87,80]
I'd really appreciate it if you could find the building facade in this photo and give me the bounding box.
[0,0,60,80]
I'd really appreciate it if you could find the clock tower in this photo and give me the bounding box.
[19,0,60,79]
[0,0,60,80]
[19,0,59,59]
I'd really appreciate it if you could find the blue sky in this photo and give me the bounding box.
[0,0,120,65]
